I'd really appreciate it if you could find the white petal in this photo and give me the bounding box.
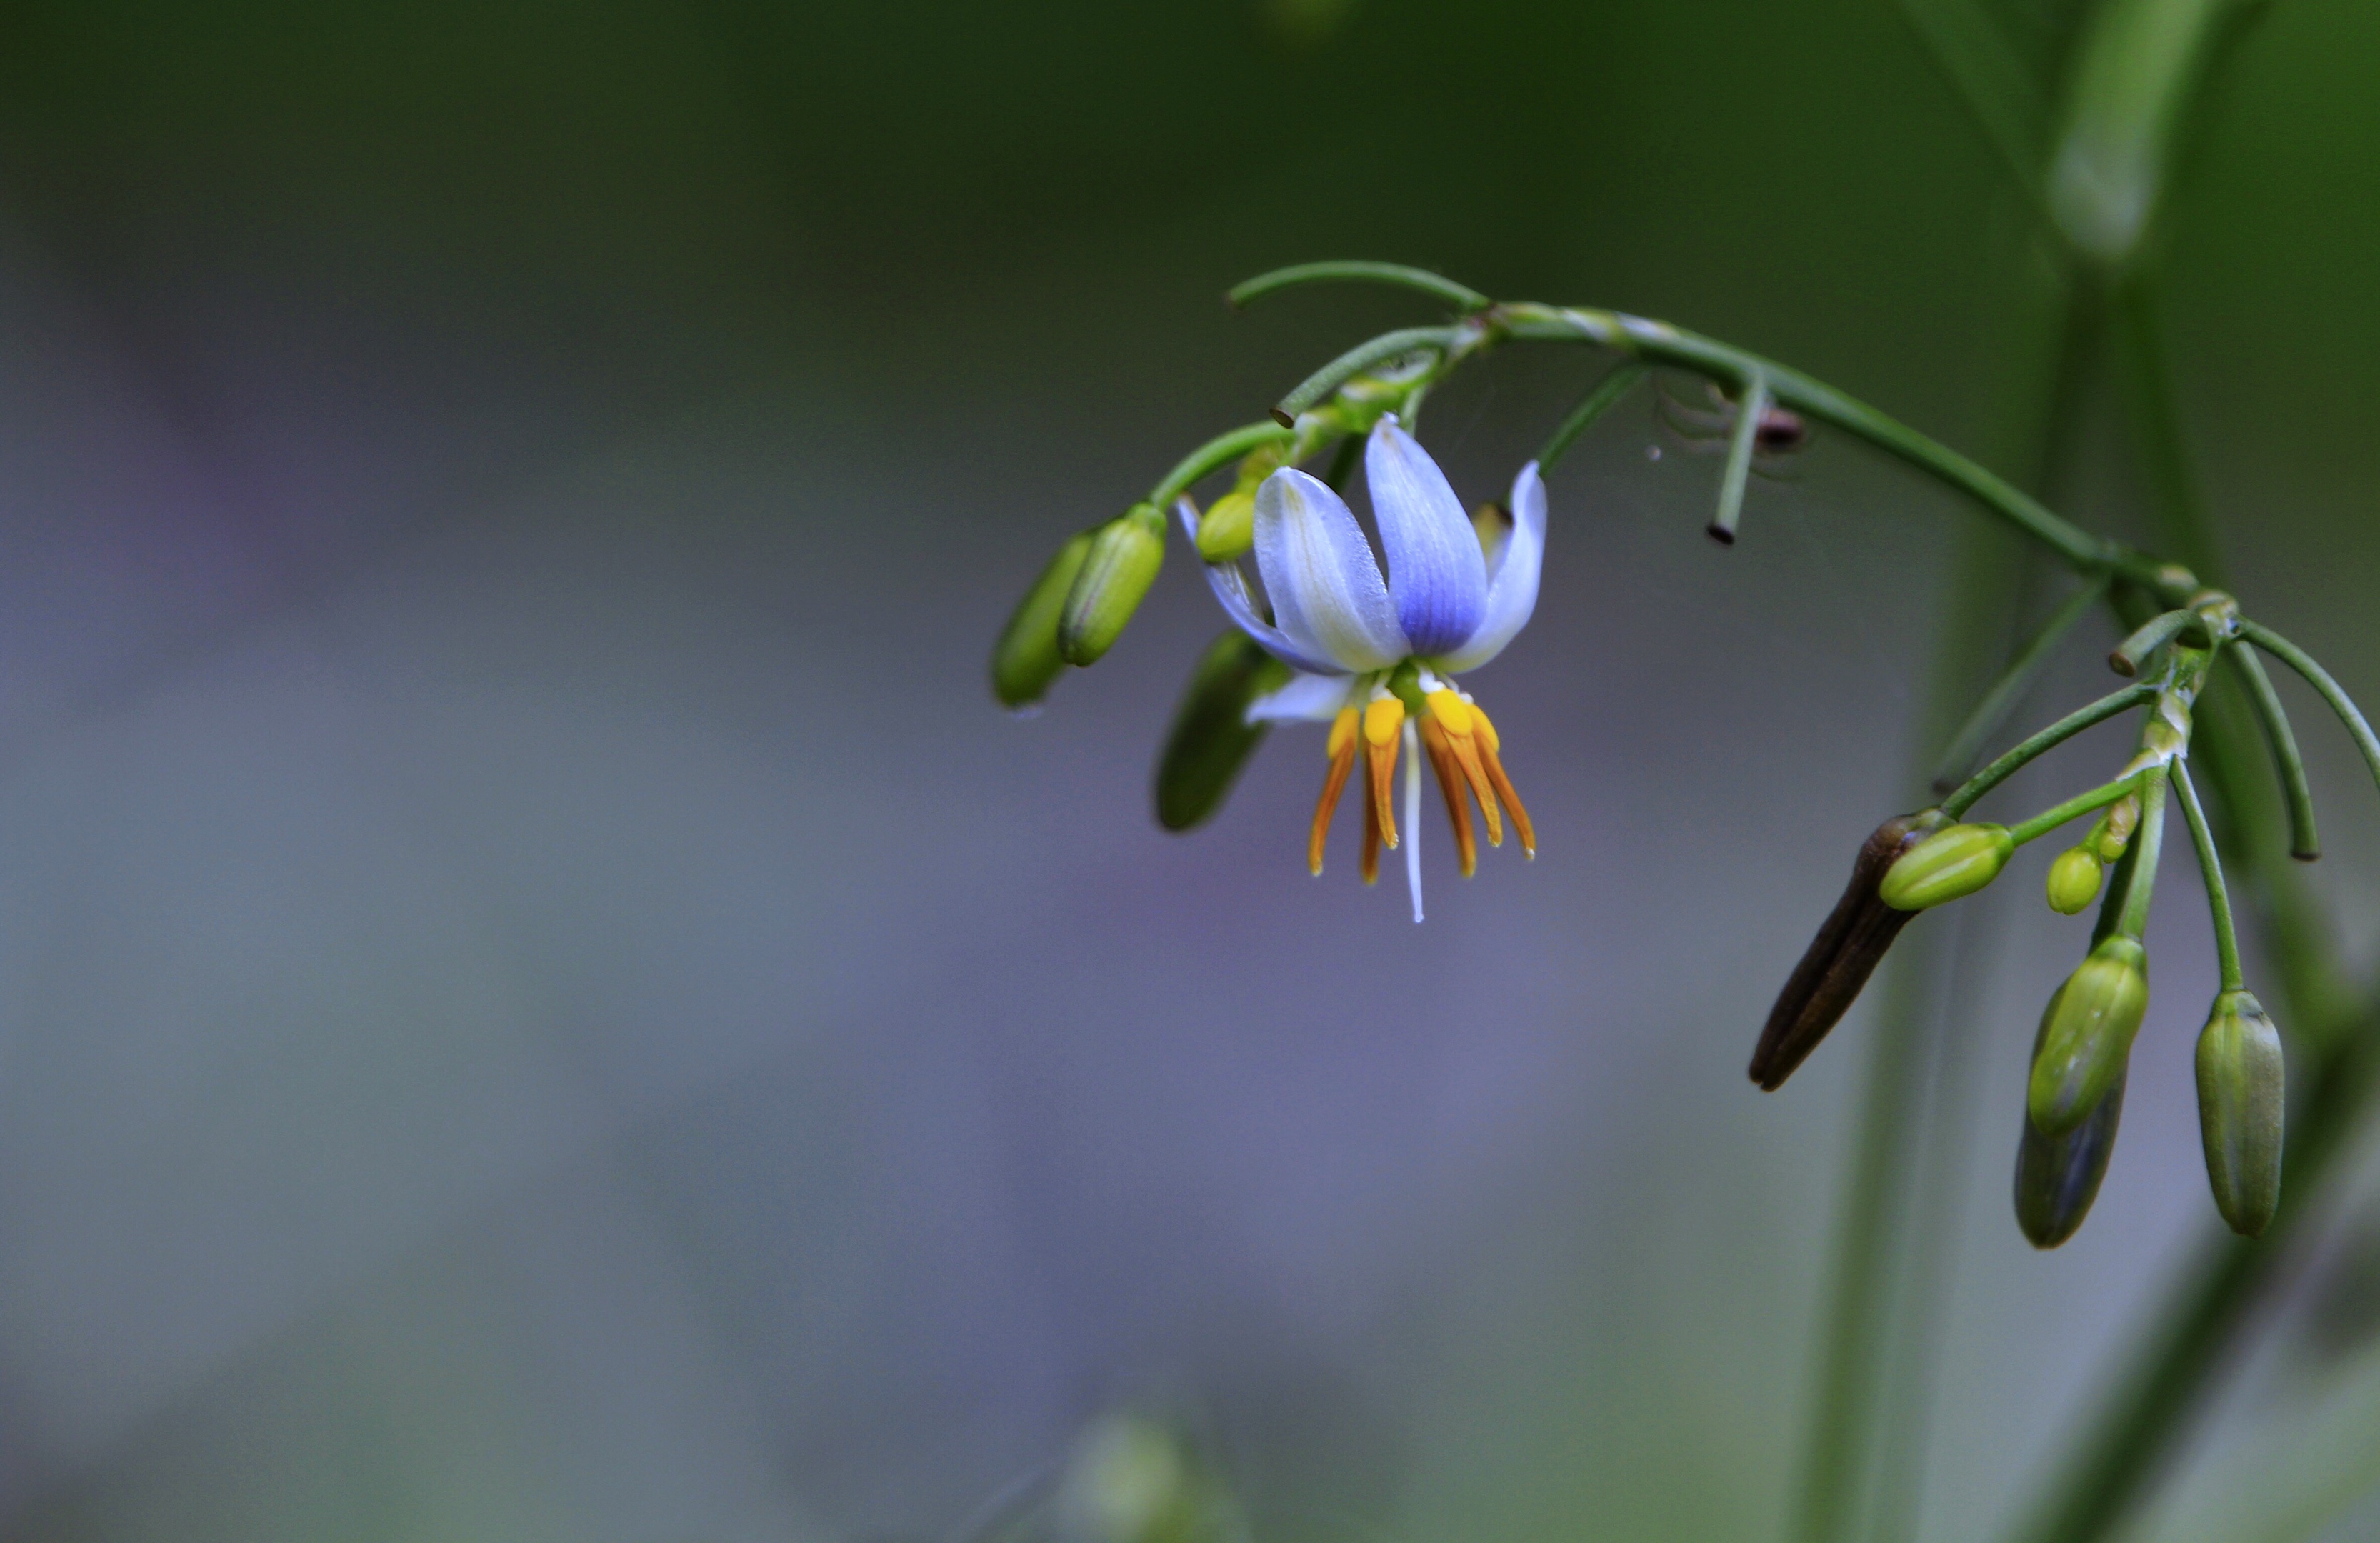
[1246,671,1360,724]
[1254,469,1409,673]
[1435,460,1546,674]
[1368,416,1486,657]
[1178,501,1349,677]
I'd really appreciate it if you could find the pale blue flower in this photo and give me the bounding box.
[1179,415,1544,922]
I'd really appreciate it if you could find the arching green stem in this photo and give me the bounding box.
[2115,764,2169,942]
[1270,326,1463,426]
[2171,757,2243,992]
[1491,305,2180,593]
[1227,261,1491,314]
[2228,646,2319,862]
[2011,775,2143,846]
[2239,621,2380,804]
[1941,684,2154,819]
[1148,421,1296,509]
[2109,609,2199,676]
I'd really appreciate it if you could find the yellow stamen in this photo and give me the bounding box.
[1468,703,1535,857]
[1426,690,1502,847]
[1326,705,1359,760]
[1360,769,1383,884]
[1309,710,1359,876]
[1364,696,1403,850]
[1420,718,1476,877]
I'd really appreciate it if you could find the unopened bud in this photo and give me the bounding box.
[1054,1414,1207,1543]
[2095,794,2139,861]
[1879,822,2014,911]
[1154,631,1291,831]
[1059,504,1167,666]
[1749,810,1944,1091]
[2014,984,2127,1249]
[1194,490,1256,562]
[2196,990,2284,1237]
[2029,936,2150,1137]
[991,529,1096,709]
[2046,846,2106,915]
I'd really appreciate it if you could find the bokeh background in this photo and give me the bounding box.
[0,1,2377,1539]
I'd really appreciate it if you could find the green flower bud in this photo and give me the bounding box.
[1054,1414,1229,1543]
[1749,809,1944,1091]
[990,528,1095,709]
[2029,936,2151,1137]
[2094,793,2139,862]
[1059,504,1167,666]
[2014,983,2127,1249]
[1154,631,1291,831]
[1194,490,1256,563]
[2045,845,2106,915]
[1878,822,2014,911]
[2196,989,2284,1238]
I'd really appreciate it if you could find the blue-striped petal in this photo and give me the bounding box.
[1176,501,1348,676]
[1252,469,1409,672]
[1435,460,1545,674]
[1367,416,1486,658]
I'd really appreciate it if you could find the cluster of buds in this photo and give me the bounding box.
[995,261,2380,1259]
[1756,596,2304,1246]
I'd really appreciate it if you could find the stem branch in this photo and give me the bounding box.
[1941,684,2154,819]
[2241,621,2380,804]
[2011,775,2141,847]
[1227,261,1491,314]
[2171,757,2244,992]
[1709,369,1768,545]
[1149,421,1296,508]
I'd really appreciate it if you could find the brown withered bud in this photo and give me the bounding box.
[1749,811,1943,1092]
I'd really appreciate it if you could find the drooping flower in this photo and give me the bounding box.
[1179,414,1542,922]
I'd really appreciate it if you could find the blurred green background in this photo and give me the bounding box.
[0,1,2376,1540]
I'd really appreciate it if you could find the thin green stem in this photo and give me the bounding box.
[1271,326,1461,426]
[2010,774,2142,846]
[1932,575,2112,793]
[2171,757,2244,992]
[2115,764,2168,941]
[1941,684,2154,819]
[2109,609,2200,676]
[2241,621,2380,803]
[1491,305,2187,592]
[1242,299,2204,601]
[1709,369,1767,545]
[1149,421,1296,508]
[1226,261,1491,314]
[2229,646,2319,861]
[1538,364,1648,471]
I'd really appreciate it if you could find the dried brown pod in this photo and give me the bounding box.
[1749,811,1942,1091]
